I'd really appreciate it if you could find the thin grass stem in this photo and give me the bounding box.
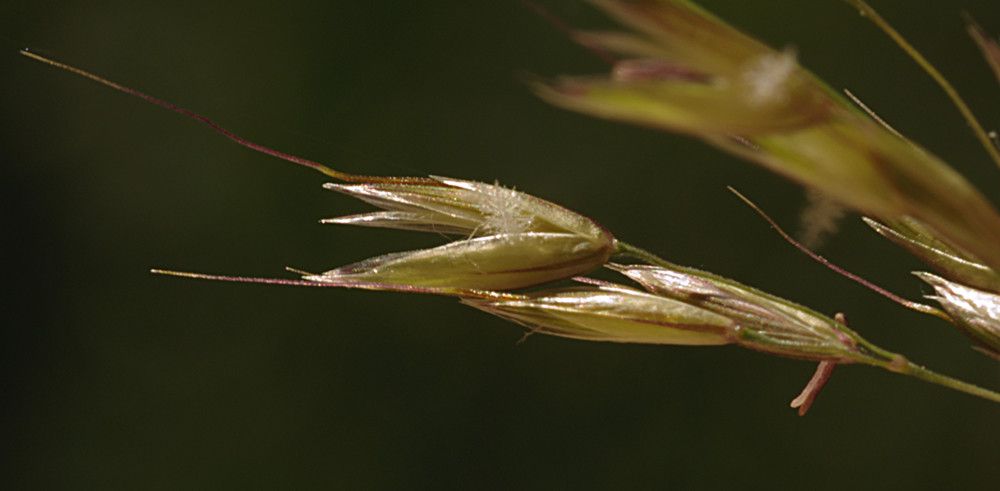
[727,187,952,321]
[844,0,1000,170]
[895,360,1000,403]
[19,49,441,186]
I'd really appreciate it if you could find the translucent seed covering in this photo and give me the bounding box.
[305,233,612,291]
[864,217,1000,293]
[323,177,609,240]
[308,177,615,291]
[916,272,1000,357]
[610,263,861,361]
[463,282,734,345]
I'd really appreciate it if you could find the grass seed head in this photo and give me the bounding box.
[610,263,863,362]
[304,232,613,291]
[313,177,614,291]
[464,282,734,345]
[916,272,1000,357]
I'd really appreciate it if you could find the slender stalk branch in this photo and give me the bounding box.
[613,240,682,269]
[727,187,952,321]
[895,360,1000,404]
[19,49,440,186]
[844,0,1000,170]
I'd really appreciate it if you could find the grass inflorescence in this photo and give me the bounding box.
[21,0,1000,414]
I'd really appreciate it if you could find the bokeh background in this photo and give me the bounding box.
[4,1,1000,488]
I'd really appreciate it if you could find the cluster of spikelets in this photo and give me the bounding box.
[22,0,1000,412]
[309,177,856,359]
[287,173,938,414]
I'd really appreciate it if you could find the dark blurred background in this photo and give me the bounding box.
[4,1,999,489]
